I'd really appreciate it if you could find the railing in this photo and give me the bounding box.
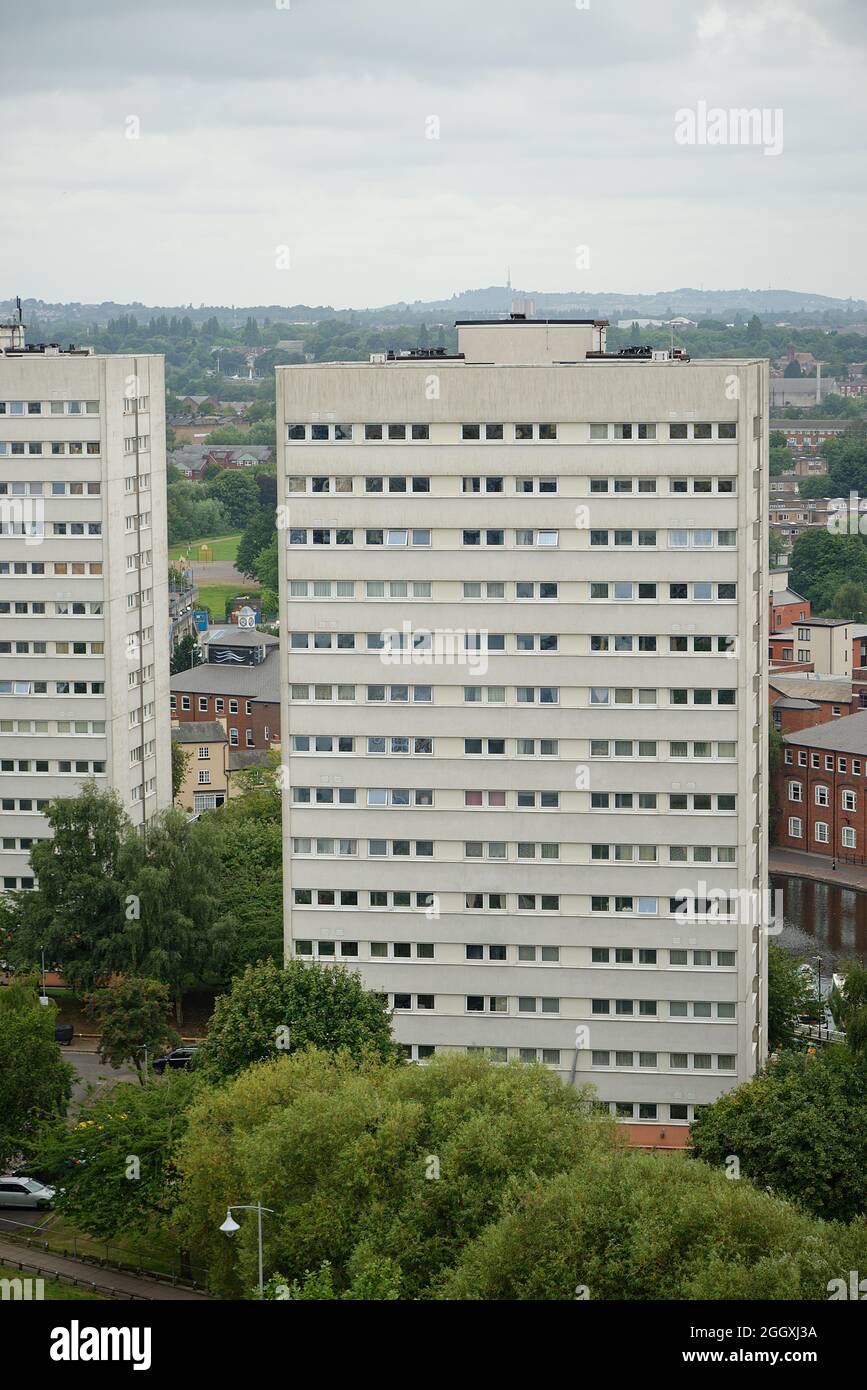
[0,1216,209,1293]
[0,1252,148,1301]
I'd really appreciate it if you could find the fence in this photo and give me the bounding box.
[0,1215,209,1292]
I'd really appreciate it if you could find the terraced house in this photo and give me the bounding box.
[275,317,768,1142]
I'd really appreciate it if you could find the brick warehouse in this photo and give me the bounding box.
[777,709,867,863]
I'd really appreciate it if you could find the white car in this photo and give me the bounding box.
[0,1176,56,1209]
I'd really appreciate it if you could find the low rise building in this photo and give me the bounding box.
[777,710,867,863]
[769,675,858,734]
[169,628,280,750]
[171,719,228,812]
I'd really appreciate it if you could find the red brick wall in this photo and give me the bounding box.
[171,691,280,750]
[776,744,867,858]
[770,596,811,631]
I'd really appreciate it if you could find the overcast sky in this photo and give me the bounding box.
[1,0,864,308]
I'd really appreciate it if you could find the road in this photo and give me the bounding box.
[66,1046,137,1106]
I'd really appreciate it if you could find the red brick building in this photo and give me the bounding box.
[770,675,858,735]
[170,629,280,751]
[776,710,867,863]
[769,585,810,633]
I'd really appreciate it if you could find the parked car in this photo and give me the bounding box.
[0,1176,56,1209]
[151,1046,199,1075]
[55,1023,74,1046]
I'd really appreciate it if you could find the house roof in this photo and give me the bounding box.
[770,675,853,703]
[207,627,278,648]
[783,709,867,754]
[227,749,273,772]
[169,648,280,701]
[771,587,807,606]
[772,696,819,711]
[171,720,228,744]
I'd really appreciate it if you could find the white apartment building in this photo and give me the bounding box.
[0,320,172,888]
[276,319,768,1134]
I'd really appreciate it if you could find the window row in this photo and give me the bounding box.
[787,783,858,810]
[591,1050,736,1070]
[0,679,104,697]
[591,844,736,865]
[0,440,101,456]
[590,475,735,494]
[285,578,738,604]
[0,560,103,577]
[591,739,737,760]
[785,749,867,776]
[590,422,736,442]
[0,758,105,775]
[593,947,735,968]
[590,529,736,549]
[0,641,104,656]
[0,719,105,736]
[787,818,859,849]
[0,480,101,496]
[591,998,735,1019]
[0,399,99,415]
[593,792,736,813]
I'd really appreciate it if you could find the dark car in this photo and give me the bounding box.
[151,1046,199,1075]
[55,1024,74,1046]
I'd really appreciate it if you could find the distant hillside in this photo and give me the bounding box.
[3,285,865,330]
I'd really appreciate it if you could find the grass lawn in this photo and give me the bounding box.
[195,582,262,620]
[169,533,241,564]
[0,1261,104,1300]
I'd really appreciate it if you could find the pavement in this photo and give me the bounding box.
[769,846,867,892]
[0,1236,210,1300]
[191,560,246,587]
[66,1048,137,1106]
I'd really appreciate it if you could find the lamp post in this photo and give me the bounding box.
[39,947,49,1006]
[813,954,823,1036]
[219,1202,275,1298]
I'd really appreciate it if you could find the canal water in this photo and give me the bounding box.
[771,873,867,980]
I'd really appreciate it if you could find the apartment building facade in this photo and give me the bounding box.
[0,325,171,888]
[276,320,768,1134]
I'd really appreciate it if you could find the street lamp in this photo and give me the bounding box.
[39,946,49,1006]
[219,1202,275,1298]
[813,954,823,1035]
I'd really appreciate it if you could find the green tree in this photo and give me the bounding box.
[783,358,802,378]
[236,508,276,579]
[34,1072,198,1242]
[173,1050,610,1298]
[830,579,867,622]
[166,479,226,545]
[171,740,189,801]
[196,802,283,972]
[88,975,178,1084]
[169,634,202,676]
[204,470,260,529]
[3,785,142,991]
[689,1047,867,1223]
[125,811,230,1025]
[198,959,399,1082]
[437,1147,867,1300]
[0,978,73,1169]
[766,942,819,1048]
[828,960,867,1055]
[251,535,278,590]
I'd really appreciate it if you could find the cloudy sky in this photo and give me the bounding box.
[1,0,864,307]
